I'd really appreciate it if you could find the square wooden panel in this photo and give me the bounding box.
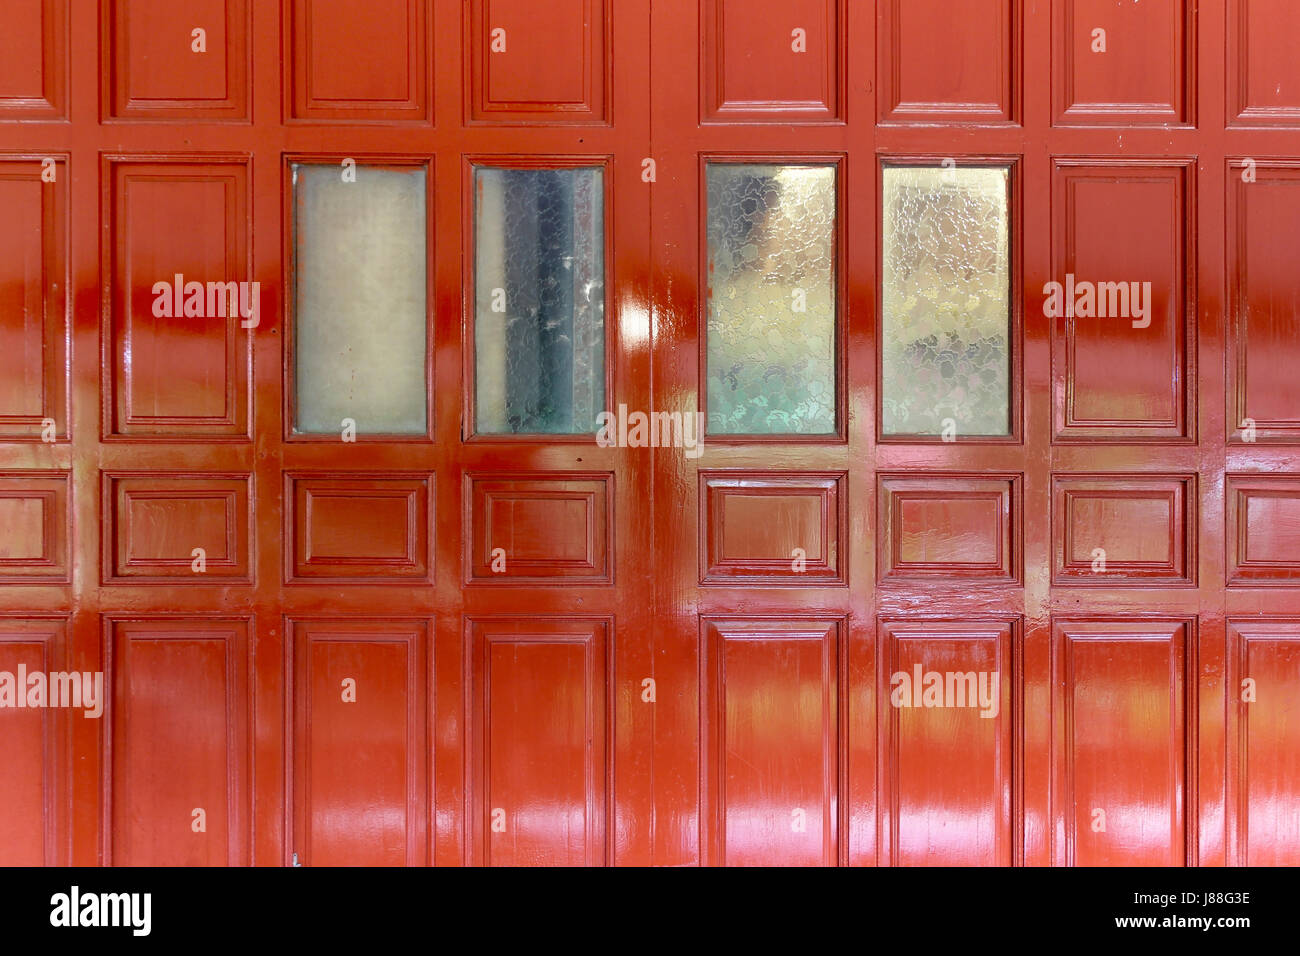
[1050,618,1191,866]
[1052,474,1194,585]
[701,0,843,124]
[1051,160,1194,442]
[289,617,429,866]
[1227,475,1300,585]
[699,471,845,586]
[1227,161,1300,442]
[285,0,430,123]
[0,616,69,866]
[0,156,68,441]
[700,617,840,866]
[466,617,610,866]
[464,472,612,585]
[103,473,251,584]
[286,473,433,583]
[878,475,1020,584]
[466,0,608,124]
[104,616,251,865]
[102,0,250,121]
[1226,620,1300,865]
[1053,0,1194,126]
[878,0,1019,125]
[878,619,1015,866]
[104,156,252,441]
[0,0,67,120]
[1228,0,1300,127]
[0,471,70,583]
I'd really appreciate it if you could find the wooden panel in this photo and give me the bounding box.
[879,475,1019,583]
[287,473,432,583]
[291,618,428,866]
[1227,475,1300,585]
[1228,0,1300,126]
[0,618,67,865]
[106,617,250,865]
[465,472,612,585]
[1227,621,1300,865]
[0,156,68,440]
[702,618,839,866]
[1053,0,1193,126]
[1051,160,1193,441]
[104,473,251,583]
[105,157,252,440]
[880,620,1014,866]
[467,0,608,123]
[878,0,1018,124]
[700,472,845,586]
[1228,162,1300,441]
[286,0,429,122]
[1052,619,1189,866]
[701,0,842,123]
[0,0,66,119]
[103,0,249,120]
[0,471,70,583]
[468,618,609,866]
[1052,474,1193,585]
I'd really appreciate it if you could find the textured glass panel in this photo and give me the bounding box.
[881,165,1011,437]
[293,164,428,435]
[474,167,605,435]
[706,164,836,435]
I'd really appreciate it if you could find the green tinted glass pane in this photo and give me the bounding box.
[706,164,837,435]
[293,164,428,435]
[474,166,605,435]
[881,165,1011,437]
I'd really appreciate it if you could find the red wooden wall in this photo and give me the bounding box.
[0,0,1298,866]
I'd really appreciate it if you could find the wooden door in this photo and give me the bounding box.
[1,0,1299,868]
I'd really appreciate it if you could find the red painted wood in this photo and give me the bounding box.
[0,0,1297,868]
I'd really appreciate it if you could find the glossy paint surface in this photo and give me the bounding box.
[0,0,1298,867]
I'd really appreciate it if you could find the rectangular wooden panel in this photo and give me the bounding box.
[465,472,612,585]
[291,618,428,866]
[1053,0,1193,126]
[103,0,249,120]
[467,618,609,866]
[1051,160,1193,441]
[1228,0,1300,126]
[880,620,1014,866]
[286,473,432,583]
[700,472,845,585]
[701,0,842,123]
[1228,161,1300,441]
[0,156,68,440]
[1052,619,1189,866]
[0,0,66,119]
[878,0,1018,124]
[1052,474,1193,585]
[467,0,608,123]
[701,619,839,866]
[0,471,70,583]
[286,0,429,122]
[105,157,252,440]
[1227,475,1300,585]
[103,473,251,583]
[0,617,67,866]
[106,617,250,865]
[1227,621,1300,865]
[878,475,1019,583]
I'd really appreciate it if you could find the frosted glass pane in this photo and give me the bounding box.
[706,164,837,435]
[293,164,428,435]
[474,167,605,435]
[881,165,1011,437]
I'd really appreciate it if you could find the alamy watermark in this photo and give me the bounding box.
[890,666,1000,719]
[151,273,260,328]
[1043,273,1153,329]
[0,667,104,718]
[596,404,706,459]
